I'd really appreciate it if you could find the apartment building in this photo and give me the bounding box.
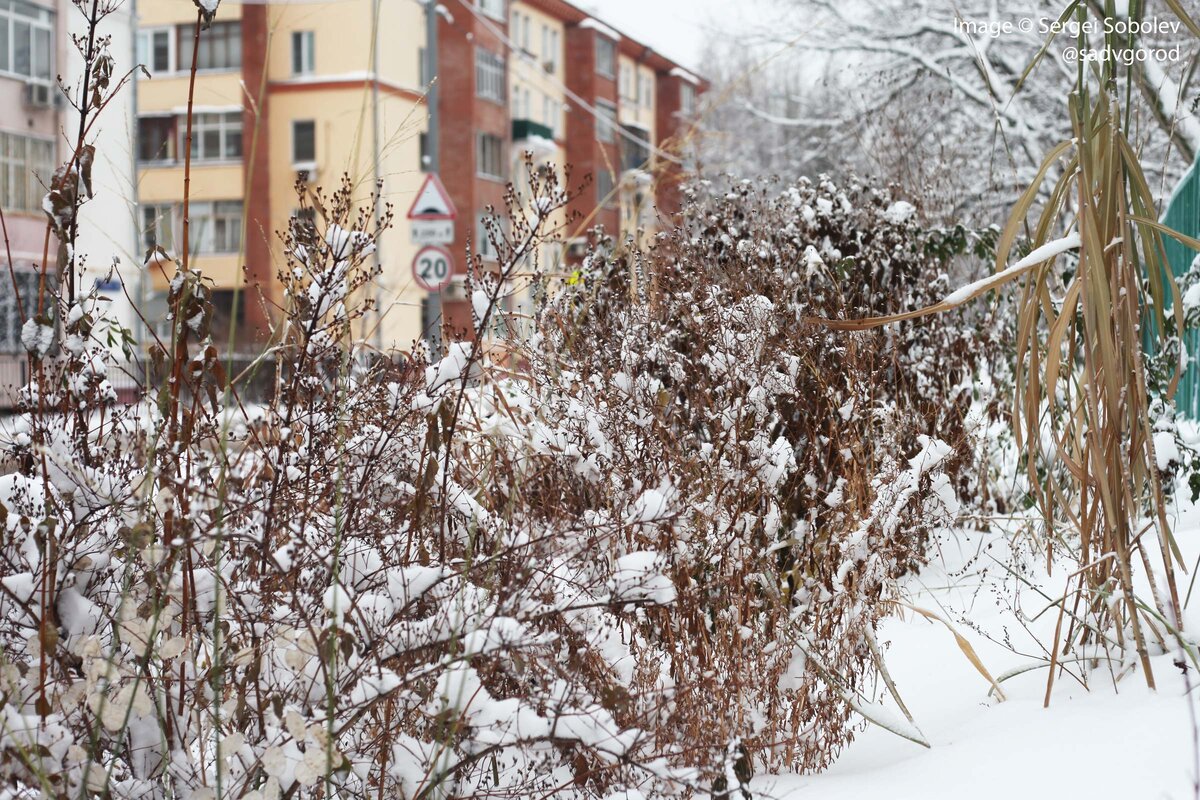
[0,0,139,404]
[436,0,702,335]
[0,0,61,393]
[132,0,702,353]
[134,0,426,351]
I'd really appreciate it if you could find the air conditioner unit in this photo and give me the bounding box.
[23,82,55,110]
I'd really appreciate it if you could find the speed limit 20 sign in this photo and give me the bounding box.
[412,244,454,292]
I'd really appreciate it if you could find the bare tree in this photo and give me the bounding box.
[698,0,1200,223]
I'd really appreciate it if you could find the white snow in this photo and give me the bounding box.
[608,551,676,606]
[21,319,54,357]
[941,233,1081,306]
[578,17,621,41]
[883,200,916,224]
[670,66,701,86]
[424,341,474,392]
[756,498,1200,800]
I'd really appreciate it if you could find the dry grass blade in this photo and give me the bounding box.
[895,601,1007,702]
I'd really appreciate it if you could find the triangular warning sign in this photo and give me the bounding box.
[407,173,457,220]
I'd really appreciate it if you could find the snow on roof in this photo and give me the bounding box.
[578,17,621,41]
[670,67,700,86]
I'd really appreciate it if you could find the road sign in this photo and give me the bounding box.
[413,244,454,292]
[411,218,454,245]
[407,173,457,220]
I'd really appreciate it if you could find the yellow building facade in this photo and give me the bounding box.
[136,0,427,352]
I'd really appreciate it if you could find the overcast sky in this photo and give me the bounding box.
[578,0,729,71]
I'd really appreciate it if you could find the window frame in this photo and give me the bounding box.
[476,214,499,261]
[0,268,48,353]
[140,203,176,253]
[137,115,177,163]
[475,132,504,181]
[292,119,316,166]
[475,0,505,22]
[596,100,617,144]
[680,82,696,117]
[0,129,54,214]
[474,46,505,105]
[189,200,244,255]
[596,168,615,208]
[595,36,615,79]
[620,62,635,103]
[177,20,241,72]
[543,28,558,74]
[137,26,174,75]
[0,1,54,83]
[181,110,242,162]
[291,30,315,76]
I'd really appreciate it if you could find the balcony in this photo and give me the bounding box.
[512,118,553,142]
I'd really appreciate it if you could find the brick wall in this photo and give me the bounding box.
[437,8,509,336]
[242,4,272,340]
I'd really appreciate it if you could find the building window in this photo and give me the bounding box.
[681,82,696,117]
[291,30,315,75]
[178,20,241,71]
[183,111,242,161]
[0,269,43,353]
[140,204,175,252]
[596,100,617,143]
[293,120,316,165]
[476,215,498,261]
[621,125,649,172]
[137,116,176,162]
[620,62,634,103]
[595,36,615,79]
[511,86,531,120]
[596,169,616,208]
[475,47,505,104]
[542,94,557,137]
[136,27,174,74]
[190,201,243,254]
[0,131,54,213]
[543,28,558,74]
[0,0,53,82]
[641,73,653,109]
[476,133,504,180]
[475,0,505,21]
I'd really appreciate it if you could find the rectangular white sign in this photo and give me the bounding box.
[411,219,454,245]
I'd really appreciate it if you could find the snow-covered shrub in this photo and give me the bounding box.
[0,166,987,798]
[510,175,998,776]
[0,10,991,786]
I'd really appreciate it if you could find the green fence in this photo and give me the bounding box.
[1161,158,1200,418]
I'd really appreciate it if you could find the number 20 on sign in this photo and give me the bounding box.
[412,244,454,292]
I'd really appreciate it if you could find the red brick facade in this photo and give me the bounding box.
[241,4,272,339]
[563,25,620,236]
[436,7,510,336]
[428,1,704,334]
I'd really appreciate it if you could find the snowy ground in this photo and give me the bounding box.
[756,499,1200,800]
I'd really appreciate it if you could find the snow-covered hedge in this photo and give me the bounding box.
[0,175,990,798]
